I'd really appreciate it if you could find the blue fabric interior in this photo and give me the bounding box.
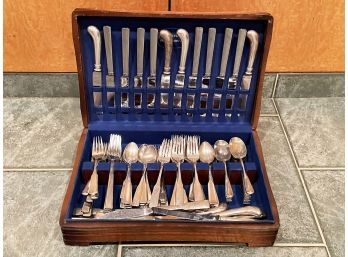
[65,15,274,224]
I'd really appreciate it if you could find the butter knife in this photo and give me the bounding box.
[134,28,145,88]
[87,26,102,87]
[215,28,233,89]
[201,28,216,89]
[228,29,246,89]
[103,26,114,87]
[188,27,203,88]
[121,28,130,88]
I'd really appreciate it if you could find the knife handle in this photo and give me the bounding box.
[245,30,259,75]
[232,29,247,76]
[150,28,158,76]
[160,30,173,74]
[122,28,130,76]
[176,29,189,73]
[87,26,101,72]
[103,26,114,76]
[191,27,203,76]
[137,28,145,76]
[219,28,233,77]
[205,28,216,76]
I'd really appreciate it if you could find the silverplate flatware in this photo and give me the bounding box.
[103,26,115,87]
[241,30,259,90]
[134,28,145,89]
[215,28,233,89]
[121,28,130,88]
[159,29,173,107]
[87,26,102,87]
[201,28,216,89]
[228,29,246,89]
[147,28,158,89]
[188,27,203,88]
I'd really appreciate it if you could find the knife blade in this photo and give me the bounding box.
[241,30,259,90]
[215,28,233,89]
[134,28,145,89]
[87,26,102,87]
[174,28,189,108]
[103,26,114,87]
[147,28,158,88]
[228,29,246,89]
[188,27,203,88]
[121,28,130,88]
[159,29,173,107]
[202,28,216,89]
[96,208,153,220]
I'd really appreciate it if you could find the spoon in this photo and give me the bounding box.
[229,137,254,204]
[133,144,158,206]
[121,142,139,208]
[214,140,233,202]
[199,141,219,207]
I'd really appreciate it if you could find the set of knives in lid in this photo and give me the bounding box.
[88,26,259,112]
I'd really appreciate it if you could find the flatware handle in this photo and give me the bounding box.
[103,26,114,75]
[245,30,259,74]
[232,29,247,76]
[240,158,254,195]
[223,162,233,201]
[191,27,203,76]
[208,165,219,206]
[219,28,233,77]
[205,28,216,76]
[160,29,173,74]
[149,164,164,207]
[177,29,189,73]
[136,28,145,76]
[87,26,101,72]
[88,161,99,198]
[150,28,158,76]
[122,28,130,76]
[217,206,263,218]
[193,163,206,201]
[103,160,114,210]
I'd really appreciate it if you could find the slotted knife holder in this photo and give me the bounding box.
[60,9,279,246]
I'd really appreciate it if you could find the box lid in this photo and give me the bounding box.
[72,9,273,131]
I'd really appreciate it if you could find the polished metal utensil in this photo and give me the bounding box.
[103,26,114,87]
[242,30,258,90]
[159,29,173,107]
[196,203,228,215]
[147,28,158,88]
[170,135,188,206]
[188,27,203,88]
[174,29,189,108]
[228,29,246,89]
[121,28,130,88]
[216,206,263,218]
[87,26,102,87]
[133,144,158,206]
[120,142,139,208]
[199,141,219,206]
[214,140,233,202]
[134,28,145,89]
[215,28,233,89]
[104,134,122,211]
[187,136,205,202]
[201,28,216,89]
[229,137,254,205]
[149,139,171,207]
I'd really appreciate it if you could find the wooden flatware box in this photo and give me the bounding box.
[60,9,279,246]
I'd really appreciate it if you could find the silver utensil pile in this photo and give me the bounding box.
[78,134,256,219]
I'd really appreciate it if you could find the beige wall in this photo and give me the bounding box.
[4,0,344,72]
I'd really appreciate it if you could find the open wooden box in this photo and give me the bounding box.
[59,9,279,246]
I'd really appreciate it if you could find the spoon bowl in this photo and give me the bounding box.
[214,140,231,162]
[229,137,247,159]
[138,144,158,164]
[123,142,139,164]
[199,141,215,164]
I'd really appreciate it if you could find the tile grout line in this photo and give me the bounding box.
[120,242,327,247]
[271,98,332,257]
[260,114,279,117]
[298,167,345,171]
[3,168,72,172]
[271,73,279,98]
[116,244,123,257]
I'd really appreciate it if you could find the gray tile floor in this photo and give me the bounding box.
[3,93,344,256]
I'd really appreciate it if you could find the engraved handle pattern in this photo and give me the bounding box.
[232,29,247,76]
[150,28,158,76]
[159,30,173,74]
[240,158,254,195]
[219,28,233,77]
[224,161,233,201]
[122,28,130,76]
[103,26,114,75]
[176,29,189,73]
[137,28,145,76]
[192,27,203,76]
[205,28,216,76]
[87,26,101,72]
[246,30,259,74]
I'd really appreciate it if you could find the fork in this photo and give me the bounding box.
[104,134,122,211]
[149,139,171,207]
[186,135,206,202]
[170,135,188,206]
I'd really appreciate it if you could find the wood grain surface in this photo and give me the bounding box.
[4,1,343,72]
[171,0,344,72]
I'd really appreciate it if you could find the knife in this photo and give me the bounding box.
[103,26,114,87]
[201,28,216,89]
[241,30,259,90]
[159,30,173,107]
[215,28,233,89]
[87,26,102,87]
[147,28,158,88]
[228,29,246,89]
[188,27,203,88]
[134,28,145,88]
[174,28,189,108]
[121,28,130,88]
